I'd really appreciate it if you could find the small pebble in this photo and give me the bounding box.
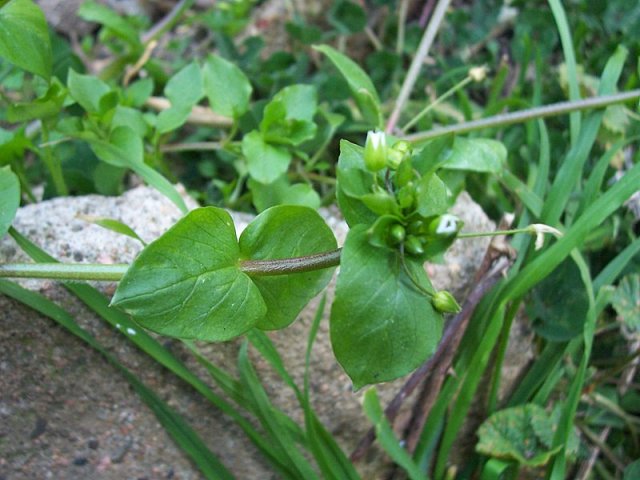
[73,457,88,466]
[88,439,99,449]
[29,417,47,439]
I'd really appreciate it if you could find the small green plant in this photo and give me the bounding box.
[1,0,640,478]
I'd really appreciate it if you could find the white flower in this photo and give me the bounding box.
[469,66,488,82]
[529,224,563,250]
[436,214,461,235]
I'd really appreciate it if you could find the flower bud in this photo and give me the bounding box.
[386,141,411,170]
[389,224,406,244]
[404,235,424,256]
[364,130,387,172]
[432,290,461,314]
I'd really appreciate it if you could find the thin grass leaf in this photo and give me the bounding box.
[507,342,567,406]
[500,170,543,217]
[548,0,581,144]
[594,237,640,291]
[237,342,320,480]
[548,250,596,480]
[541,46,627,225]
[433,305,506,479]
[363,389,427,480]
[578,137,636,217]
[301,295,361,480]
[0,279,233,480]
[504,160,640,301]
[183,341,297,477]
[77,214,147,245]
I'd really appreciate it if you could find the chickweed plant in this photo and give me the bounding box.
[1,0,639,478]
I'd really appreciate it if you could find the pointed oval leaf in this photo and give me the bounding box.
[239,205,337,330]
[0,166,20,238]
[0,0,51,79]
[112,207,266,341]
[68,69,111,114]
[242,130,292,184]
[203,54,252,118]
[314,45,381,127]
[442,137,506,173]
[415,172,449,217]
[330,226,442,388]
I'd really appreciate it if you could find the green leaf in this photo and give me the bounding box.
[67,69,111,114]
[411,134,454,175]
[242,130,292,184]
[442,137,506,173]
[314,44,382,127]
[7,78,66,122]
[112,105,149,137]
[112,207,266,341]
[124,77,154,107]
[611,274,640,332]
[414,173,449,217]
[0,0,52,79]
[336,140,377,227]
[85,126,188,213]
[330,226,442,388]
[248,176,320,212]
[362,389,425,480]
[328,0,367,34]
[476,404,563,467]
[78,0,141,49]
[203,53,252,118]
[624,460,640,480]
[239,205,337,330]
[260,85,318,146]
[157,62,203,134]
[0,166,19,238]
[78,215,146,246]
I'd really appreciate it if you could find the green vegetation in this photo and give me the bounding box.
[1,0,639,478]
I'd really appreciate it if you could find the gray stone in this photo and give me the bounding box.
[0,185,522,479]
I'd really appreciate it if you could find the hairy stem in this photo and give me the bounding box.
[239,249,342,276]
[0,249,343,282]
[403,89,640,142]
[0,263,128,281]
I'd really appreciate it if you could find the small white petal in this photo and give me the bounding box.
[126,328,137,335]
[436,214,460,235]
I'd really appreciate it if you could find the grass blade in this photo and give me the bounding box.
[548,0,581,143]
[237,342,320,480]
[363,388,427,480]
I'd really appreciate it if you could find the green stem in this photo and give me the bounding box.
[0,249,343,282]
[400,75,473,133]
[0,263,128,281]
[386,0,453,133]
[141,0,196,45]
[239,249,342,276]
[402,89,640,142]
[457,227,533,238]
[40,122,68,196]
